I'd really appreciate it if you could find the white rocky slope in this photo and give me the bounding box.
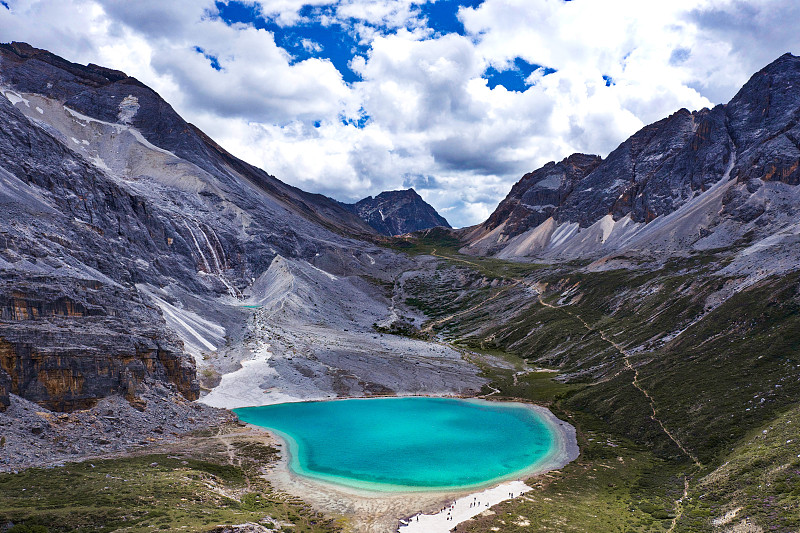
[201,255,485,408]
[475,155,739,261]
[0,75,485,413]
[467,164,800,287]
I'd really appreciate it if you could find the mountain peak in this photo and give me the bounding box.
[376,187,420,198]
[462,52,800,259]
[1,41,138,88]
[346,188,451,236]
[769,51,799,65]
[729,52,800,105]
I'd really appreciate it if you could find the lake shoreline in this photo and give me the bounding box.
[396,401,579,533]
[236,397,579,533]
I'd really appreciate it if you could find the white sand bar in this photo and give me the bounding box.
[397,479,532,533]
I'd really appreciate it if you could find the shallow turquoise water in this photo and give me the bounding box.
[233,397,556,491]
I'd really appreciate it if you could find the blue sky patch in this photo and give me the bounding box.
[214,1,368,83]
[194,46,222,70]
[0,1,9,9]
[418,0,484,36]
[213,1,494,84]
[340,107,370,129]
[483,58,554,92]
[602,75,615,86]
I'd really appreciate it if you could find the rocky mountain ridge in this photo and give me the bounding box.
[0,42,376,241]
[0,42,423,414]
[461,53,800,269]
[344,188,451,236]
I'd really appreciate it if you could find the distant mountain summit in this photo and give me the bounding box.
[345,188,451,236]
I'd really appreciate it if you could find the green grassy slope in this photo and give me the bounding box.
[0,428,341,533]
[398,242,800,532]
[678,404,800,531]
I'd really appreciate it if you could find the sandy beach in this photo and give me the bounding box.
[397,479,532,533]
[247,401,579,533]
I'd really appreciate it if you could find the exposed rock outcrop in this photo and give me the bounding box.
[473,153,602,241]
[0,42,388,412]
[0,367,10,411]
[0,275,198,411]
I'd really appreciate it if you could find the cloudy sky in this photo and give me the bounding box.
[1,0,799,227]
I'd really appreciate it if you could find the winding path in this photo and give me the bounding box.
[424,248,701,466]
[667,476,690,533]
[535,293,702,467]
[421,248,702,528]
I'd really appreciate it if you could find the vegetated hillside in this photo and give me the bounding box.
[461,53,800,271]
[343,188,451,236]
[397,228,799,530]
[418,58,800,531]
[0,423,343,532]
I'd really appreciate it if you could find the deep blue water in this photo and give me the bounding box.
[233,397,555,491]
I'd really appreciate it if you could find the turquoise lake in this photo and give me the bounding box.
[233,397,556,491]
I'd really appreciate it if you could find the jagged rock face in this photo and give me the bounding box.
[0,274,197,411]
[462,53,800,261]
[727,53,800,186]
[0,367,10,411]
[345,188,451,236]
[0,333,196,412]
[479,154,602,240]
[0,42,389,412]
[560,106,733,226]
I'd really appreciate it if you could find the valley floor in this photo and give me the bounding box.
[2,244,799,533]
[0,352,579,533]
[1,345,798,533]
